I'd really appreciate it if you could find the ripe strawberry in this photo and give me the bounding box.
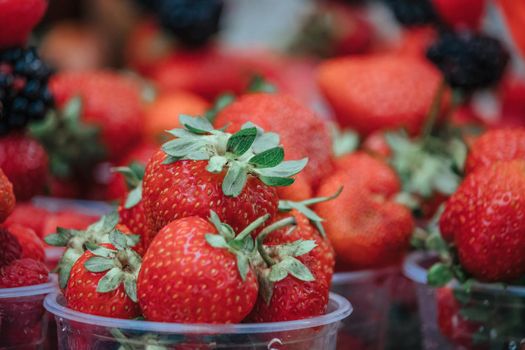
[214,93,333,191]
[49,71,144,160]
[0,168,15,223]
[65,234,141,319]
[440,160,525,282]
[4,203,48,238]
[7,224,45,262]
[315,155,414,269]
[498,76,525,128]
[0,134,48,201]
[0,258,48,288]
[143,115,305,235]
[0,227,21,267]
[362,131,391,159]
[138,214,267,323]
[498,0,525,58]
[144,92,209,143]
[42,210,98,239]
[432,0,485,31]
[317,54,443,135]
[394,26,437,58]
[465,128,525,174]
[0,0,48,48]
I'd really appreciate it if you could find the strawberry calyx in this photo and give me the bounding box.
[252,217,317,304]
[30,96,106,179]
[330,124,359,158]
[278,187,343,237]
[111,329,169,350]
[204,93,235,122]
[83,230,142,303]
[162,115,308,197]
[112,163,145,209]
[45,212,120,289]
[204,210,270,281]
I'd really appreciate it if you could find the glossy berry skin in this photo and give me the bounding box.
[0,0,48,48]
[432,0,485,31]
[142,152,278,234]
[440,160,525,282]
[215,93,333,190]
[318,55,442,136]
[118,202,153,256]
[465,128,525,174]
[0,259,48,288]
[0,228,21,267]
[0,168,15,223]
[0,134,48,200]
[50,71,144,160]
[315,155,414,269]
[8,224,45,262]
[138,217,258,323]
[65,244,140,319]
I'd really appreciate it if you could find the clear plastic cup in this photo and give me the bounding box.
[0,280,57,349]
[45,292,352,349]
[404,252,525,350]
[331,267,396,350]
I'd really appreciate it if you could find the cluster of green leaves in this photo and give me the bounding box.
[112,162,145,209]
[162,115,308,197]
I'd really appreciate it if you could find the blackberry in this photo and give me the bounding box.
[155,0,224,47]
[0,47,54,135]
[383,0,437,27]
[427,32,510,91]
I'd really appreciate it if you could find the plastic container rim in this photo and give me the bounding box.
[0,279,56,298]
[332,265,398,284]
[403,252,525,296]
[44,292,352,333]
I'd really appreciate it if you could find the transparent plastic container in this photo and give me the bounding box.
[45,292,352,349]
[331,267,396,350]
[404,252,525,350]
[0,281,57,349]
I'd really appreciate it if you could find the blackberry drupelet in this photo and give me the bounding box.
[155,0,224,47]
[383,0,437,26]
[0,47,54,135]
[427,32,510,91]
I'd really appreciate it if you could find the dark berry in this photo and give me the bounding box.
[155,0,224,47]
[427,32,510,91]
[383,0,437,27]
[0,47,54,135]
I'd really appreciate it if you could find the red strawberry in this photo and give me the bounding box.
[440,160,525,282]
[0,0,48,48]
[465,128,525,174]
[498,0,525,58]
[0,258,48,288]
[432,0,486,31]
[0,227,21,267]
[65,235,141,319]
[315,155,414,269]
[317,54,443,136]
[362,131,392,159]
[436,288,478,348]
[41,210,98,239]
[0,168,15,223]
[7,224,45,262]
[138,215,265,323]
[49,71,144,160]
[142,116,304,236]
[0,134,48,201]
[4,203,48,238]
[214,93,333,191]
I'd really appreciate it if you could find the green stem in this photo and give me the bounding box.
[297,186,343,207]
[234,214,270,241]
[256,217,296,267]
[422,79,447,139]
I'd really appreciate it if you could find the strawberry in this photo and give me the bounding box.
[0,134,48,201]
[315,154,414,269]
[65,231,141,319]
[142,115,306,235]
[498,76,525,128]
[7,224,45,262]
[394,26,437,58]
[498,0,525,58]
[4,203,48,238]
[465,128,525,174]
[0,0,48,48]
[42,210,98,239]
[317,54,443,135]
[362,131,391,159]
[144,91,209,144]
[0,168,15,223]
[0,227,21,267]
[214,93,333,191]
[137,213,269,323]
[0,258,48,288]
[440,160,525,282]
[432,0,485,31]
[48,71,144,160]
